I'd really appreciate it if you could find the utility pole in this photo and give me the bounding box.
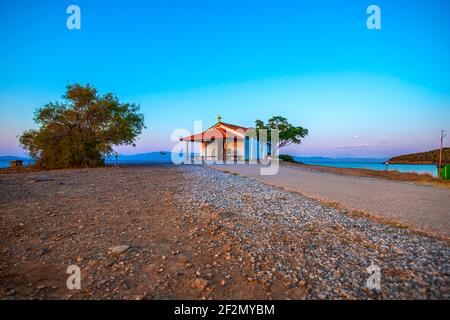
[438,130,446,178]
[113,151,118,168]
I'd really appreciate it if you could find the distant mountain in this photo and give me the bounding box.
[103,152,390,164]
[1,152,189,165]
[388,148,450,164]
[293,156,389,163]
[0,153,392,164]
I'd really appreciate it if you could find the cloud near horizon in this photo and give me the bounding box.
[336,143,371,149]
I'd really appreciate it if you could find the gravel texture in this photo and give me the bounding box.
[0,164,448,300]
[176,165,450,299]
[213,164,450,237]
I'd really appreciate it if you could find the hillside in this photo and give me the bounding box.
[388,148,450,164]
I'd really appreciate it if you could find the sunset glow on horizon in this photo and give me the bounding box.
[1,0,449,157]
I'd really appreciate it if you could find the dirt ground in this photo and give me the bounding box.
[0,165,300,299]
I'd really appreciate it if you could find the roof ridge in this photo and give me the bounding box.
[219,121,249,130]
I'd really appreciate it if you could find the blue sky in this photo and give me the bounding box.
[0,0,449,157]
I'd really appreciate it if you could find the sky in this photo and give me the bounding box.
[0,0,449,158]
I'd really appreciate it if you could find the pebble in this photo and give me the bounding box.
[109,245,131,255]
[174,165,450,299]
[191,278,210,291]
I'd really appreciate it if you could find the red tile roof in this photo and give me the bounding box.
[218,121,249,132]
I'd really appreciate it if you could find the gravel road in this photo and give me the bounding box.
[178,165,449,299]
[211,164,450,237]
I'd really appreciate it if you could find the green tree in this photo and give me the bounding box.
[254,116,308,150]
[20,84,145,169]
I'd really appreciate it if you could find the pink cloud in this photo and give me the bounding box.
[336,143,371,149]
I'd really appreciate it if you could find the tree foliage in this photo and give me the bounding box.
[20,84,145,169]
[254,116,308,150]
[279,154,304,163]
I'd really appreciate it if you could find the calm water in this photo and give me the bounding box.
[0,160,35,168]
[300,161,438,177]
[0,159,439,177]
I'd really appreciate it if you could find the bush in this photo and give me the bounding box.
[279,154,301,163]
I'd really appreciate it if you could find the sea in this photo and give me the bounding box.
[0,157,439,177]
[0,159,35,168]
[295,160,438,177]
